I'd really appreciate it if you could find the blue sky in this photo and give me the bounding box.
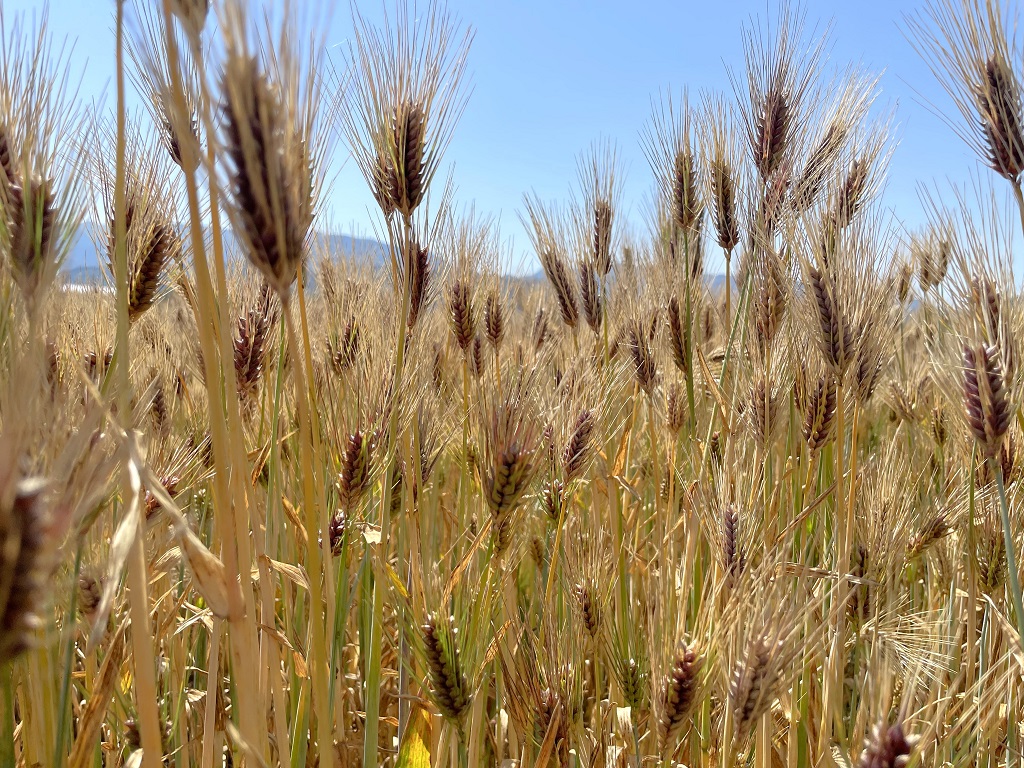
[2,0,1000,273]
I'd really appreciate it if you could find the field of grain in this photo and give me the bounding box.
[0,0,1022,766]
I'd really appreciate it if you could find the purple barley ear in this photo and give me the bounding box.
[963,343,1011,459]
[803,373,838,452]
[327,511,346,557]
[0,477,52,666]
[421,612,470,722]
[469,335,485,379]
[234,289,273,402]
[448,280,475,354]
[671,148,700,234]
[628,319,657,396]
[546,248,579,330]
[573,579,602,641]
[721,503,746,589]
[729,634,779,740]
[666,296,688,376]
[808,265,853,376]
[975,56,1024,183]
[484,292,505,349]
[857,719,916,768]
[579,259,602,333]
[221,55,312,303]
[593,197,613,277]
[8,176,56,311]
[666,383,686,435]
[562,410,595,483]
[710,154,740,252]
[337,430,372,511]
[404,237,430,330]
[657,640,703,754]
[390,101,427,218]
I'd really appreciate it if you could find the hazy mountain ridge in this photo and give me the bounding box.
[59,225,388,284]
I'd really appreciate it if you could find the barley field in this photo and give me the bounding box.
[0,0,1022,766]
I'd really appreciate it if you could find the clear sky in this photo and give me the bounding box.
[1,0,1001,273]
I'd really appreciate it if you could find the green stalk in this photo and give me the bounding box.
[683,232,696,433]
[53,545,83,765]
[1011,180,1024,241]
[114,4,162,765]
[993,463,1024,648]
[363,218,414,767]
[283,308,332,759]
[0,665,14,768]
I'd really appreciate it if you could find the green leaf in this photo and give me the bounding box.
[395,704,432,768]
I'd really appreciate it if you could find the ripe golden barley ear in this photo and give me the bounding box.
[160,97,201,173]
[752,248,788,357]
[907,510,951,559]
[330,315,360,372]
[975,519,1008,595]
[532,307,551,352]
[793,118,846,211]
[666,383,687,435]
[572,579,602,641]
[0,477,51,665]
[0,123,15,188]
[170,0,210,37]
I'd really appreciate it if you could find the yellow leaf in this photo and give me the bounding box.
[395,703,432,768]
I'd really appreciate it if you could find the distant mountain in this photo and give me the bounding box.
[60,225,389,286]
[527,269,730,293]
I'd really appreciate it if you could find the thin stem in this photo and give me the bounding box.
[284,307,333,760]
[115,3,162,765]
[363,217,414,767]
[1012,180,1024,241]
[0,666,14,768]
[993,462,1024,649]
